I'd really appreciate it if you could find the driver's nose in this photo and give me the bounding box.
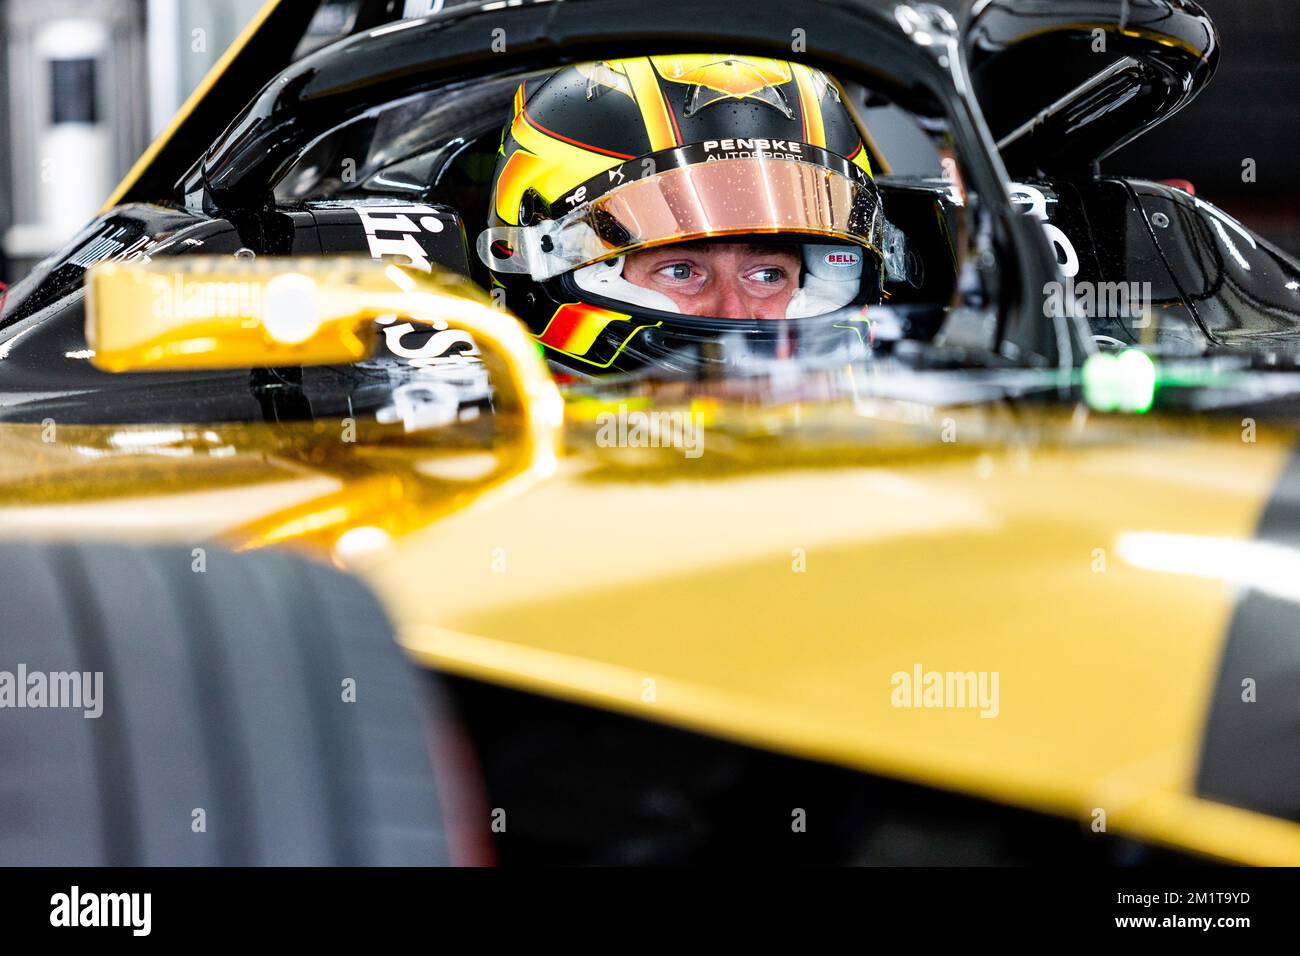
[713,277,752,319]
[712,276,786,320]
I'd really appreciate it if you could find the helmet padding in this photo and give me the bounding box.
[573,257,680,313]
[787,244,865,318]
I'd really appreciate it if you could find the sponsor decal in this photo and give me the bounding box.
[69,226,157,269]
[351,203,447,273]
[376,314,477,366]
[701,137,805,162]
[314,202,479,365]
[1009,182,1079,278]
[701,138,803,154]
[823,251,860,268]
[557,142,856,210]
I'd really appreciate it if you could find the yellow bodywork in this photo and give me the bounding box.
[4,263,1297,865]
[2,390,1296,864]
[48,0,1279,866]
[373,404,1300,866]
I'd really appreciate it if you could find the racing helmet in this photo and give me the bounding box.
[479,55,886,375]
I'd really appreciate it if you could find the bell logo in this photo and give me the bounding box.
[824,252,860,267]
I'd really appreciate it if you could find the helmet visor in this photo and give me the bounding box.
[479,157,883,282]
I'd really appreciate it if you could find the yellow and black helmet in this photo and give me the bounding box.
[480,55,886,375]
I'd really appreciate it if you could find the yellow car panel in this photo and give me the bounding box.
[367,409,1300,865]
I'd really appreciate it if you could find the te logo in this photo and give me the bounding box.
[824,252,860,267]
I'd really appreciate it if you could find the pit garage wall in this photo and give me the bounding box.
[143,0,266,138]
[0,0,458,288]
[0,0,263,283]
[1,0,146,274]
[0,12,10,286]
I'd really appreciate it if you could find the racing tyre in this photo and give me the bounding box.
[0,541,475,865]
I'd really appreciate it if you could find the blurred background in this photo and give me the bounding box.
[1104,0,1300,252]
[0,0,1295,285]
[0,0,432,283]
[0,0,261,280]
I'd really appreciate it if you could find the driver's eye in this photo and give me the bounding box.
[658,263,695,281]
[750,268,785,284]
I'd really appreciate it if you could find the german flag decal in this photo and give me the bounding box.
[536,302,659,368]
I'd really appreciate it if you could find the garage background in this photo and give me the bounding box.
[0,0,1296,286]
[1105,0,1300,253]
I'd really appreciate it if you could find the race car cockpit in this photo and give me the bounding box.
[266,57,964,377]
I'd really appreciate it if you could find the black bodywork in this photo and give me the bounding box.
[446,673,1198,865]
[0,0,1297,426]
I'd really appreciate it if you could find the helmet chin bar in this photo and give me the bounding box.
[604,306,876,378]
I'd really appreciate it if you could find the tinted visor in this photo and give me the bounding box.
[479,157,883,281]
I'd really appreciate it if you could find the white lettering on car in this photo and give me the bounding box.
[353,204,446,273]
[1009,182,1079,278]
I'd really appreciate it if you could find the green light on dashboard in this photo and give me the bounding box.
[1083,349,1156,414]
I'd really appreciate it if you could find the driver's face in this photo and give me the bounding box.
[622,242,801,319]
